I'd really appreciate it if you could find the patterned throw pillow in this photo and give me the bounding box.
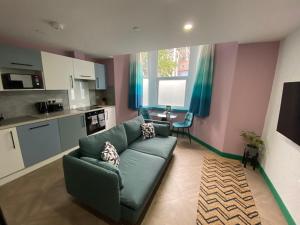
[141,122,155,139]
[101,141,120,166]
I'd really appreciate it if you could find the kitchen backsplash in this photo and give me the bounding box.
[0,90,69,119]
[68,80,91,109]
[95,87,115,105]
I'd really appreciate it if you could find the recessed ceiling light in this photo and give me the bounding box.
[132,26,141,32]
[183,23,193,32]
[48,21,65,31]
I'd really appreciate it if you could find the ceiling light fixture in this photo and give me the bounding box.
[132,26,141,32]
[48,21,65,31]
[183,23,193,32]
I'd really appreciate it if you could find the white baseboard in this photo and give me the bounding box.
[0,147,78,186]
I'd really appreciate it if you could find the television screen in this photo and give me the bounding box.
[277,82,300,145]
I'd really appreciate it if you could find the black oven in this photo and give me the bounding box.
[85,109,106,135]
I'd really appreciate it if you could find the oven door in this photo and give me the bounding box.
[85,110,106,135]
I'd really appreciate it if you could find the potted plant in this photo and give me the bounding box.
[240,131,265,157]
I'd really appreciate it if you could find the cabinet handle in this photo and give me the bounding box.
[96,77,99,89]
[11,62,33,67]
[29,123,49,130]
[81,115,86,128]
[106,111,108,120]
[70,75,74,89]
[10,131,15,149]
[80,75,91,78]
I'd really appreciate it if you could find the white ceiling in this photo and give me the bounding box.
[0,0,300,57]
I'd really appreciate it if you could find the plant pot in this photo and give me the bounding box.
[245,144,259,157]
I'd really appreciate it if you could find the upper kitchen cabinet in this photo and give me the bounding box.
[0,44,42,71]
[95,63,106,90]
[41,52,74,90]
[73,58,95,80]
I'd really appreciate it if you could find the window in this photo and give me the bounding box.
[140,46,196,108]
[140,52,149,106]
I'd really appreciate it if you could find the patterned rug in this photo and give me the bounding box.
[197,156,261,225]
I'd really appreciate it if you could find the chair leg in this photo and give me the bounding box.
[188,127,191,144]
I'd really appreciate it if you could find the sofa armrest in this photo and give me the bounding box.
[63,154,121,221]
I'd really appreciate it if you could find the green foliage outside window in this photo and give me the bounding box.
[158,49,177,77]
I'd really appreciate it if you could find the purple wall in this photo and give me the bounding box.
[223,42,279,155]
[190,42,239,150]
[0,34,70,56]
[113,55,137,124]
[190,42,279,155]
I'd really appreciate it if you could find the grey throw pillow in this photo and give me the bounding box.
[101,141,120,166]
[141,122,155,139]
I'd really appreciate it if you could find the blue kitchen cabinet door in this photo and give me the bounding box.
[0,44,42,71]
[17,119,61,167]
[58,114,87,151]
[95,63,106,90]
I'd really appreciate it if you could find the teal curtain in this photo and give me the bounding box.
[128,54,143,110]
[189,45,215,117]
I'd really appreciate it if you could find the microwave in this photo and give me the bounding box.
[1,73,44,89]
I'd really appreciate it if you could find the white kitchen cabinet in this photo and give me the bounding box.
[73,58,95,80]
[41,52,74,90]
[105,106,116,130]
[0,127,24,178]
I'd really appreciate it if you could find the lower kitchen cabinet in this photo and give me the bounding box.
[17,119,61,167]
[105,107,116,130]
[58,114,87,151]
[0,127,24,178]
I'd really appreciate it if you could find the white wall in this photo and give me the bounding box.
[262,28,300,223]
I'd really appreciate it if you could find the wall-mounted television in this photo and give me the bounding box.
[277,82,300,145]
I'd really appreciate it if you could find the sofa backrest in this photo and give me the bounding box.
[79,124,128,159]
[123,116,145,144]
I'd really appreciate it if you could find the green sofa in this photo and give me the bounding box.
[63,116,177,224]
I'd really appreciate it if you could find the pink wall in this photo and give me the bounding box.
[190,42,239,150]
[223,42,279,155]
[113,54,137,124]
[0,34,70,56]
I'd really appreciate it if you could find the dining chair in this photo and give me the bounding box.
[138,107,151,120]
[172,112,194,143]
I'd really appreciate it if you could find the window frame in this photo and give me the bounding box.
[156,76,189,108]
[141,47,197,109]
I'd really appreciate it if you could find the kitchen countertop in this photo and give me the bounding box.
[0,105,115,130]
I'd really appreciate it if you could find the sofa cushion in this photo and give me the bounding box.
[101,141,120,166]
[79,124,128,159]
[128,136,177,159]
[141,122,155,139]
[80,157,124,188]
[153,123,170,137]
[119,149,165,210]
[123,116,144,144]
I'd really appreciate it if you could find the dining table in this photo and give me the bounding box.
[150,111,177,120]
